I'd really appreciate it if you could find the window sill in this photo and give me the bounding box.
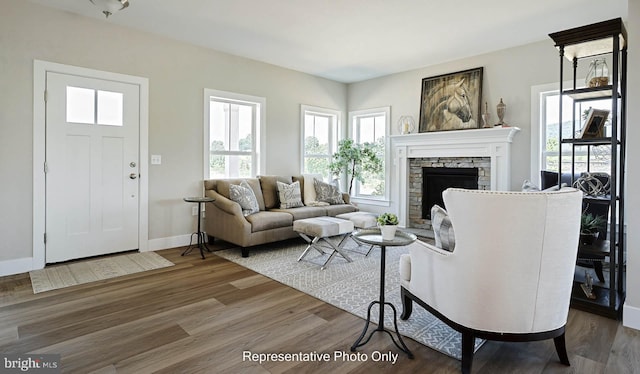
[350,196,390,207]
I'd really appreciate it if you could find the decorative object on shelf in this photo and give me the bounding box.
[574,172,610,197]
[90,0,130,18]
[377,212,399,240]
[496,98,507,126]
[581,271,597,299]
[585,58,610,88]
[397,115,416,134]
[419,67,483,132]
[579,108,610,138]
[579,212,606,245]
[481,102,492,128]
[328,139,383,195]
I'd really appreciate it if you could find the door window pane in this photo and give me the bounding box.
[66,86,95,124]
[97,90,124,126]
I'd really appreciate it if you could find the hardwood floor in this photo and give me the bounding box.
[1,244,639,373]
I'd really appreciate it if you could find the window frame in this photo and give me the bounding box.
[300,105,341,180]
[203,88,265,179]
[349,106,390,206]
[531,82,612,185]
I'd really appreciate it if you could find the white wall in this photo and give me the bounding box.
[0,1,346,267]
[623,1,640,329]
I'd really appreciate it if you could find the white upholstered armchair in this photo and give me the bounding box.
[399,188,583,374]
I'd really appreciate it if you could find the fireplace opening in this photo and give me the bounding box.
[422,167,478,219]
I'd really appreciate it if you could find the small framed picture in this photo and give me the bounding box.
[580,108,609,138]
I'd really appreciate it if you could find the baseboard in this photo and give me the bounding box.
[623,303,640,331]
[0,257,37,277]
[146,234,192,251]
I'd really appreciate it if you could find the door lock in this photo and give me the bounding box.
[129,173,138,179]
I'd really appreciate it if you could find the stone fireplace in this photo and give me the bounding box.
[391,127,519,228]
[409,157,489,229]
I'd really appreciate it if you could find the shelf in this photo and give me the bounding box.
[562,86,619,101]
[582,195,617,204]
[551,17,626,320]
[561,137,619,146]
[570,281,623,319]
[549,18,627,60]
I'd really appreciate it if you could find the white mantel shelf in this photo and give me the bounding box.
[391,126,520,227]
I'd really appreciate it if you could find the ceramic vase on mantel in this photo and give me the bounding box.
[380,225,397,240]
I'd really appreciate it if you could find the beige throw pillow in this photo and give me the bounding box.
[276,181,304,209]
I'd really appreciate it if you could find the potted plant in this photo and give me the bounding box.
[377,212,399,240]
[580,213,606,245]
[328,139,383,195]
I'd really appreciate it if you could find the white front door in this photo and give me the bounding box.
[45,72,140,263]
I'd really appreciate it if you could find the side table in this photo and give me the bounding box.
[350,228,417,358]
[182,197,215,259]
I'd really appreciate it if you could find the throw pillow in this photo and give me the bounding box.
[229,180,260,216]
[431,204,455,252]
[303,174,323,206]
[276,181,304,209]
[314,179,345,205]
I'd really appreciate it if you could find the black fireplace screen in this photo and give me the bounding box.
[422,167,478,219]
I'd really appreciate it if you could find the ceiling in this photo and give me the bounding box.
[28,0,628,83]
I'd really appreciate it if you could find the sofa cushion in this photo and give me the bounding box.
[216,178,265,211]
[300,174,323,206]
[314,179,345,205]
[259,175,293,209]
[323,204,358,217]
[229,180,260,216]
[431,204,455,251]
[271,206,326,220]
[277,181,304,209]
[245,211,293,232]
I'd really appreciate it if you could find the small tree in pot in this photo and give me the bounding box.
[328,139,382,195]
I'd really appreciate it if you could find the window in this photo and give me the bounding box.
[66,86,123,126]
[534,85,611,181]
[350,107,389,202]
[301,105,340,179]
[204,89,265,178]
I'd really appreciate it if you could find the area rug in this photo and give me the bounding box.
[214,238,484,360]
[29,252,174,294]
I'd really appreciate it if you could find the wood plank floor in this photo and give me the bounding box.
[1,244,639,373]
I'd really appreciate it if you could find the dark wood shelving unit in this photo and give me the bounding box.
[549,18,627,319]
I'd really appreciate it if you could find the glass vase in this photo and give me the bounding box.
[585,58,610,88]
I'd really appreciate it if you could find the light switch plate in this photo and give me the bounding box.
[151,155,162,165]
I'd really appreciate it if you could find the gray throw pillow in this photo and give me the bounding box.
[229,180,260,216]
[276,181,304,209]
[314,179,345,205]
[431,204,455,252]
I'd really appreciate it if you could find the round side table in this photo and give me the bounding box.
[350,228,417,358]
[182,197,215,259]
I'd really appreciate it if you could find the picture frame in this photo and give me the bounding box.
[419,67,483,132]
[580,108,609,138]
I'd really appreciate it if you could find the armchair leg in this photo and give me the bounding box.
[461,332,475,374]
[241,247,249,258]
[594,262,605,283]
[553,332,571,366]
[400,287,413,320]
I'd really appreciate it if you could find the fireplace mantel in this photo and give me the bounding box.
[391,126,520,226]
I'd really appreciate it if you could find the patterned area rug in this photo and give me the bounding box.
[215,238,484,360]
[29,252,174,294]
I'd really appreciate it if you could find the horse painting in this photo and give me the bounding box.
[419,68,483,132]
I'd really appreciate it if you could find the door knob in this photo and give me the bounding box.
[129,173,138,179]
